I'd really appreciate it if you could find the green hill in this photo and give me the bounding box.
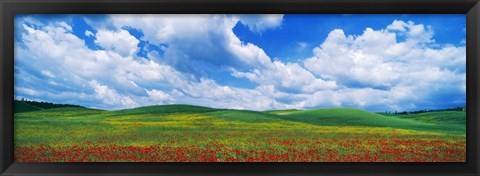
[14,100,83,113]
[204,109,285,123]
[278,108,465,133]
[15,107,104,118]
[14,103,467,162]
[264,109,302,115]
[110,104,220,116]
[14,100,43,113]
[388,111,466,125]
[14,103,466,134]
[109,105,465,133]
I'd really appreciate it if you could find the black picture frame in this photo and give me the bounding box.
[1,0,479,175]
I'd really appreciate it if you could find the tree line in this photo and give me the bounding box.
[15,98,83,109]
[385,106,466,115]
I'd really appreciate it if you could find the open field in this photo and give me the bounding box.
[14,104,466,162]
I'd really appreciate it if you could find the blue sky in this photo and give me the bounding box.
[14,14,466,111]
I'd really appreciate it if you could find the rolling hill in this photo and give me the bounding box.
[385,111,466,125]
[116,104,218,114]
[14,100,83,113]
[276,108,465,133]
[14,100,43,113]
[14,103,466,134]
[14,103,466,162]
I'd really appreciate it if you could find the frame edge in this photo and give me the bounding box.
[0,0,3,172]
[1,0,15,174]
[1,0,5,173]
[1,0,480,176]
[467,1,480,175]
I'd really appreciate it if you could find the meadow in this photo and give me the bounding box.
[14,102,466,162]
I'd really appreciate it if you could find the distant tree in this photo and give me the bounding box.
[16,99,83,109]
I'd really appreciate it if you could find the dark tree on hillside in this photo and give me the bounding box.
[14,99,83,109]
[390,106,465,115]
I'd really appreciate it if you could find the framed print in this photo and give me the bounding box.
[1,0,479,175]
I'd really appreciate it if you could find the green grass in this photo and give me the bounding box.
[385,111,466,125]
[16,105,461,146]
[204,110,284,123]
[14,101,43,113]
[264,109,302,115]
[111,104,219,115]
[14,104,466,134]
[14,104,466,162]
[277,108,465,133]
[14,100,83,113]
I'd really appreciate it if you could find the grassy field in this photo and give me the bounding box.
[14,104,466,162]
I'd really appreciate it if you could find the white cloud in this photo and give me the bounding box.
[16,17,285,110]
[145,89,174,103]
[387,20,434,44]
[173,80,301,110]
[85,30,94,37]
[107,14,285,84]
[386,20,408,31]
[231,61,338,93]
[89,80,138,108]
[15,16,465,111]
[16,87,39,96]
[95,29,140,57]
[110,14,213,45]
[110,15,243,69]
[56,22,72,31]
[296,42,309,51]
[225,34,273,67]
[302,20,465,110]
[304,21,464,89]
[237,14,284,34]
[40,70,55,78]
[17,19,182,109]
[21,23,85,59]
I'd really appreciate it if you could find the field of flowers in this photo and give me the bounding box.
[14,105,466,162]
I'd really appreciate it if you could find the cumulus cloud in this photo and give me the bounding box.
[56,22,72,31]
[302,20,465,110]
[85,30,94,37]
[231,61,338,93]
[14,16,465,111]
[16,19,179,109]
[143,89,176,105]
[40,70,55,78]
[296,42,309,51]
[16,87,39,96]
[95,29,140,57]
[89,80,138,108]
[386,20,434,44]
[15,16,289,110]
[237,14,284,34]
[109,14,335,96]
[114,15,281,69]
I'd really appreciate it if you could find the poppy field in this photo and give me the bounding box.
[14,104,466,162]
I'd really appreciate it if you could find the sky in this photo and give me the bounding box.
[14,14,466,111]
